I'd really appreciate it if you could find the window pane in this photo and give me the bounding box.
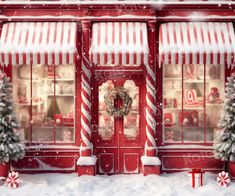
[13,64,75,143]
[31,65,54,142]
[123,80,139,140]
[183,64,204,143]
[163,64,182,143]
[55,65,75,143]
[99,80,114,140]
[206,64,224,142]
[12,65,31,142]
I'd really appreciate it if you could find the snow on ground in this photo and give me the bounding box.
[0,172,234,196]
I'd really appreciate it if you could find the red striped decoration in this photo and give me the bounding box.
[89,22,149,66]
[0,22,77,66]
[159,22,235,67]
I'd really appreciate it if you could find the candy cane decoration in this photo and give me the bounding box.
[6,171,19,189]
[0,69,6,80]
[217,171,230,187]
[145,64,157,156]
[80,57,93,156]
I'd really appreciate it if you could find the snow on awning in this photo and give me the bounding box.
[89,22,149,66]
[0,22,77,66]
[159,22,235,67]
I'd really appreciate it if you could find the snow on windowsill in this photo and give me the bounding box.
[141,156,161,166]
[77,155,97,166]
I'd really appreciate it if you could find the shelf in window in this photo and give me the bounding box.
[164,78,181,80]
[164,107,204,110]
[206,103,223,106]
[15,101,43,106]
[206,79,221,82]
[14,79,42,83]
[184,107,204,110]
[47,94,74,97]
[184,80,204,83]
[164,125,204,129]
[47,78,74,82]
[164,108,182,111]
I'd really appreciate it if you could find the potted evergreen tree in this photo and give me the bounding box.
[214,75,235,179]
[0,71,25,178]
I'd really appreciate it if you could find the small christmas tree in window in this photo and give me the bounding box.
[47,99,61,120]
[214,75,235,162]
[0,70,25,165]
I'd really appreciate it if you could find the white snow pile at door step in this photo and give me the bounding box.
[0,172,235,196]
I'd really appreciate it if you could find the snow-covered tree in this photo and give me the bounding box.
[0,71,25,164]
[214,75,235,162]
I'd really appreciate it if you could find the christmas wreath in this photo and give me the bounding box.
[104,87,132,117]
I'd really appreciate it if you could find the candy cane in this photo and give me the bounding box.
[217,171,230,187]
[0,70,6,80]
[81,60,93,153]
[145,64,157,155]
[6,171,19,189]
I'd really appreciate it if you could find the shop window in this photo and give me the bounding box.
[163,64,224,144]
[12,64,75,144]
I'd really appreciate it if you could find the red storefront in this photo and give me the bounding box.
[0,0,234,176]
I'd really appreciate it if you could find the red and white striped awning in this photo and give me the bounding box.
[89,22,149,66]
[159,22,235,67]
[0,22,77,66]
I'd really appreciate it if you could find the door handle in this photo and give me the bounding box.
[91,124,98,133]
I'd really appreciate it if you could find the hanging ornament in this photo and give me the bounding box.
[6,171,19,189]
[217,171,230,187]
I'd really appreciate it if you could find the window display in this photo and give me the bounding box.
[12,64,75,144]
[163,64,224,144]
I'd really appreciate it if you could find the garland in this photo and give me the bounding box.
[104,87,132,117]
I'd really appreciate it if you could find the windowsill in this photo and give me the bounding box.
[159,144,213,150]
[26,145,80,150]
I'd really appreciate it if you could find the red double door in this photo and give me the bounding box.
[92,72,145,174]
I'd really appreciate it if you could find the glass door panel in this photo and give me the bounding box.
[123,80,139,140]
[98,80,115,140]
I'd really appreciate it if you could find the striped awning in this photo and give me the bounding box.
[89,22,149,66]
[159,22,235,67]
[0,22,77,66]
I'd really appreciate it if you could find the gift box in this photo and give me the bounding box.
[179,111,198,127]
[63,117,74,126]
[164,113,175,126]
[207,87,221,103]
[188,169,205,188]
[54,114,63,126]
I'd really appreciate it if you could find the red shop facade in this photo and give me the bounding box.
[0,0,235,176]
